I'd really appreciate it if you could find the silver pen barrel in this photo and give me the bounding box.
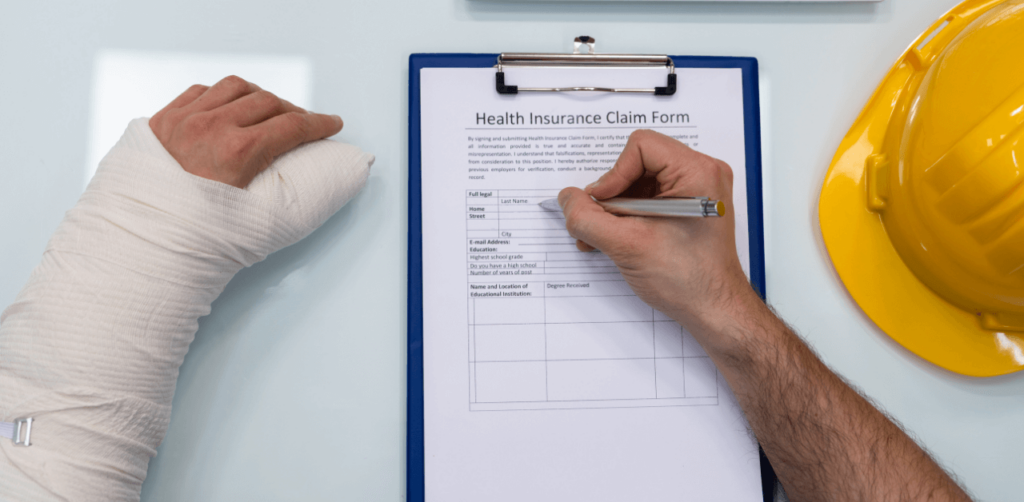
[596,197,724,218]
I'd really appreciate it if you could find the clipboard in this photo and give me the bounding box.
[408,38,772,502]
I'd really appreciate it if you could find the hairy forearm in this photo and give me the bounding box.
[685,290,970,501]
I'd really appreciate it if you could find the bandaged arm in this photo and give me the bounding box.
[0,118,372,500]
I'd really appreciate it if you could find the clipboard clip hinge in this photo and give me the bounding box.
[495,36,676,96]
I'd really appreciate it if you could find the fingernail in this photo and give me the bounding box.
[585,179,600,193]
[557,191,569,210]
[332,114,343,126]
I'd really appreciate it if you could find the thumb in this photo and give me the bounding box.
[558,187,635,253]
[248,138,373,235]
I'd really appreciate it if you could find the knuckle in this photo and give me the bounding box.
[717,160,734,184]
[701,159,727,187]
[561,189,577,206]
[634,128,662,142]
[629,129,651,142]
[283,112,310,136]
[700,157,718,174]
[284,110,306,124]
[219,75,249,93]
[253,90,282,110]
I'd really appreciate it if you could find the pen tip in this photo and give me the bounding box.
[539,199,561,212]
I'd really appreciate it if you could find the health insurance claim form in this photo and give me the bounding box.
[420,66,761,501]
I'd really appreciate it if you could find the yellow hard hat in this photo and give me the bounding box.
[819,0,1024,377]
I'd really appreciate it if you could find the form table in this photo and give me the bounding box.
[465,189,719,411]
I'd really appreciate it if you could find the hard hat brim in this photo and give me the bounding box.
[819,0,1024,377]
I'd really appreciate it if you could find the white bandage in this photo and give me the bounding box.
[0,118,373,501]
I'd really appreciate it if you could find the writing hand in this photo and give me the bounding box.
[557,129,756,354]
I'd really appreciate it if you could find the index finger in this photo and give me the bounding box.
[251,111,344,161]
[588,129,707,200]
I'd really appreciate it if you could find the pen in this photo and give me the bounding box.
[538,196,724,218]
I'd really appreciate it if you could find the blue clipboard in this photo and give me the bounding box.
[408,53,773,502]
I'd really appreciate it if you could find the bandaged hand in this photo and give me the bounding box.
[0,76,373,501]
[557,130,755,357]
[149,75,346,188]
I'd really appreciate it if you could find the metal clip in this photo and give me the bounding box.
[14,418,33,446]
[495,36,676,95]
[573,35,596,55]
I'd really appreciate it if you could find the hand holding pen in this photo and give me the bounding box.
[550,129,747,344]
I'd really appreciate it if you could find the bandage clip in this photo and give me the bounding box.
[13,418,32,446]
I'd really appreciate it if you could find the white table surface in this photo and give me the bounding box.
[3,1,1019,500]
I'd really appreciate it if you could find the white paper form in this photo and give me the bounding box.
[420,66,761,502]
